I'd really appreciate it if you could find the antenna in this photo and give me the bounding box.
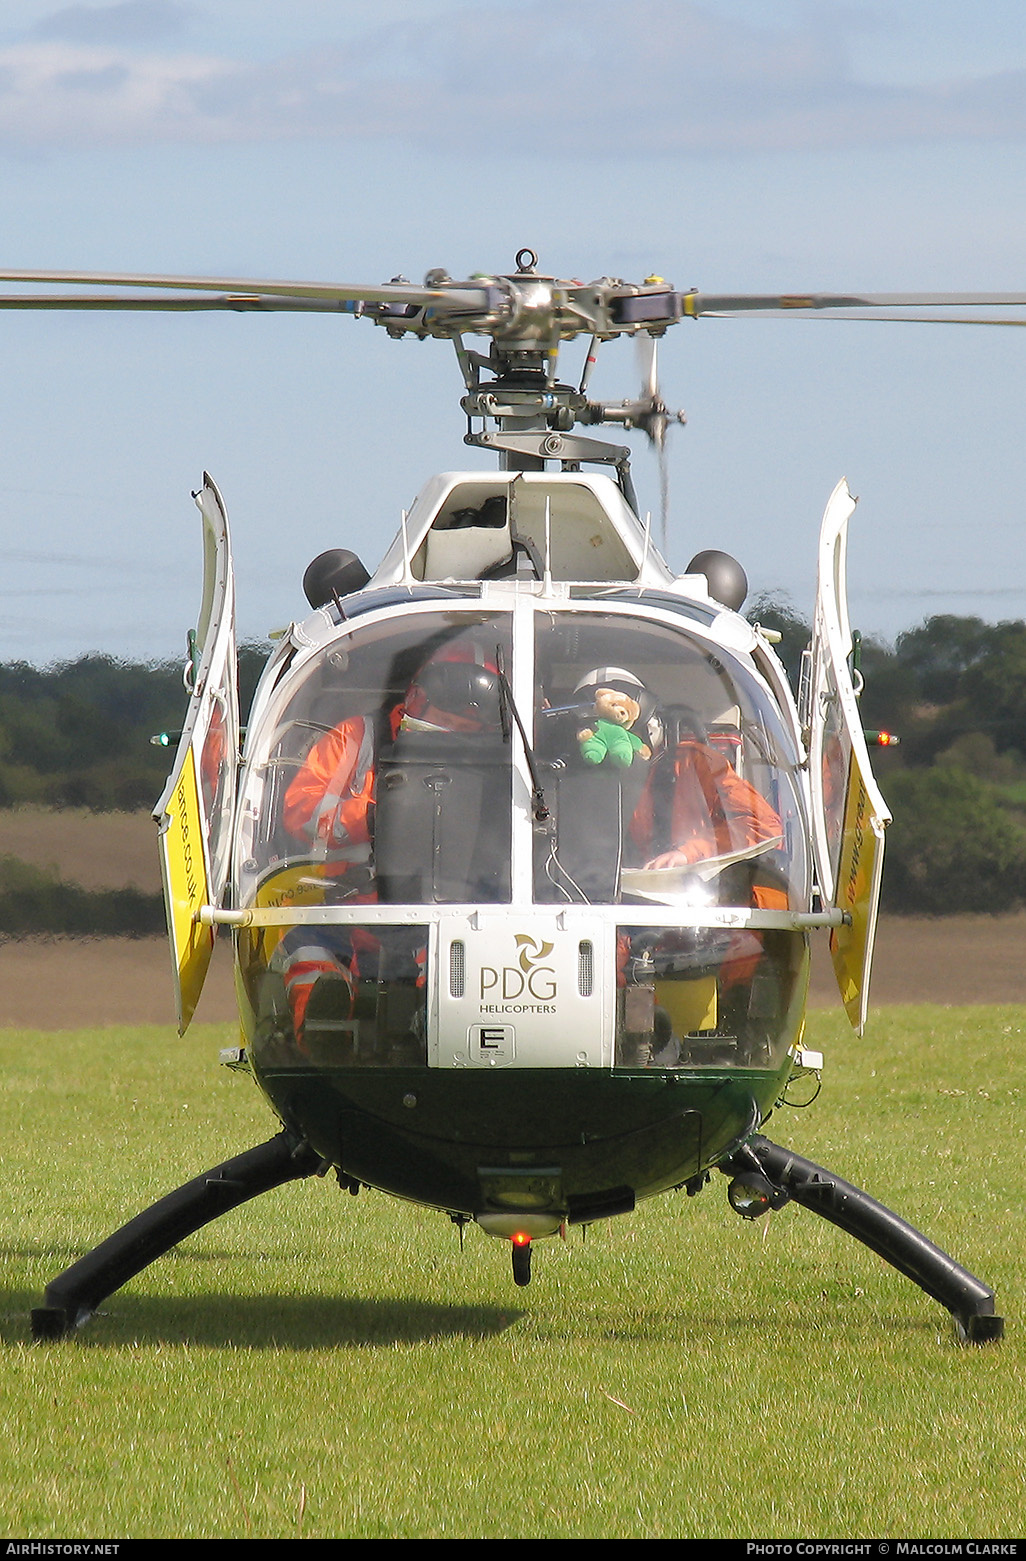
[543,496,552,591]
[399,508,413,586]
[640,509,652,586]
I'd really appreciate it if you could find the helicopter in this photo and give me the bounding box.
[6,251,1017,1344]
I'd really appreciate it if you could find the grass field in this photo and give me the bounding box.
[0,1005,1023,1538]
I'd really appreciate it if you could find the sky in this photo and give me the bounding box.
[2,0,1026,663]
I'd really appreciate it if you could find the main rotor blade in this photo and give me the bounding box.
[684,290,1026,317]
[0,269,490,310]
[701,311,1026,326]
[4,268,1024,336]
[0,292,351,312]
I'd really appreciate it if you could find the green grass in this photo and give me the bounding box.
[1,1006,1023,1538]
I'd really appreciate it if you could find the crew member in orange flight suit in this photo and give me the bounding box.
[631,729,784,876]
[275,640,503,1039]
[628,710,788,1001]
[282,708,384,863]
[274,707,391,1038]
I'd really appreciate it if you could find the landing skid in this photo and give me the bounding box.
[31,1132,321,1339]
[724,1135,1004,1343]
[30,1129,1003,1343]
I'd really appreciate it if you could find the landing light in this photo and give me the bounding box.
[727,1171,786,1220]
[476,1212,563,1241]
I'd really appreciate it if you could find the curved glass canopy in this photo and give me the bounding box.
[234,596,811,1074]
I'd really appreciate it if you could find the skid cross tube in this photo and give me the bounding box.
[733,1136,1003,1342]
[31,1132,322,1339]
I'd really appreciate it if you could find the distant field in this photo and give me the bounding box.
[0,805,160,891]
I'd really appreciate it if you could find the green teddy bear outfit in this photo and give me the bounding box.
[579,718,647,768]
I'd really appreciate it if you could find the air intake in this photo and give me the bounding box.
[578,940,594,997]
[450,940,466,998]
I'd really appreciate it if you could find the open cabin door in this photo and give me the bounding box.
[153,475,239,1033]
[806,479,890,1035]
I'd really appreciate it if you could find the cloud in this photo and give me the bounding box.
[0,40,233,147]
[30,2,194,46]
[3,1,1026,154]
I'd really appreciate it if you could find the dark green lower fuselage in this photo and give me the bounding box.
[252,1061,788,1221]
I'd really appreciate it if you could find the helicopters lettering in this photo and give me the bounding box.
[6,252,1015,1343]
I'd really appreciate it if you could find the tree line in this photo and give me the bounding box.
[0,645,269,811]
[747,600,1026,914]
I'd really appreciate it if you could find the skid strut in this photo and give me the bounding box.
[725,1136,1003,1343]
[32,1132,321,1339]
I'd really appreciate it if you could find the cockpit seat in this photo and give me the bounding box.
[546,758,648,904]
[374,729,512,903]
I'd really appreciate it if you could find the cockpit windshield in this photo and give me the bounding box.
[236,600,808,915]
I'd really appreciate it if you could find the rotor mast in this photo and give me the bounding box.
[420,248,681,504]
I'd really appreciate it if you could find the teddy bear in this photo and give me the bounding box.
[578,685,652,768]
